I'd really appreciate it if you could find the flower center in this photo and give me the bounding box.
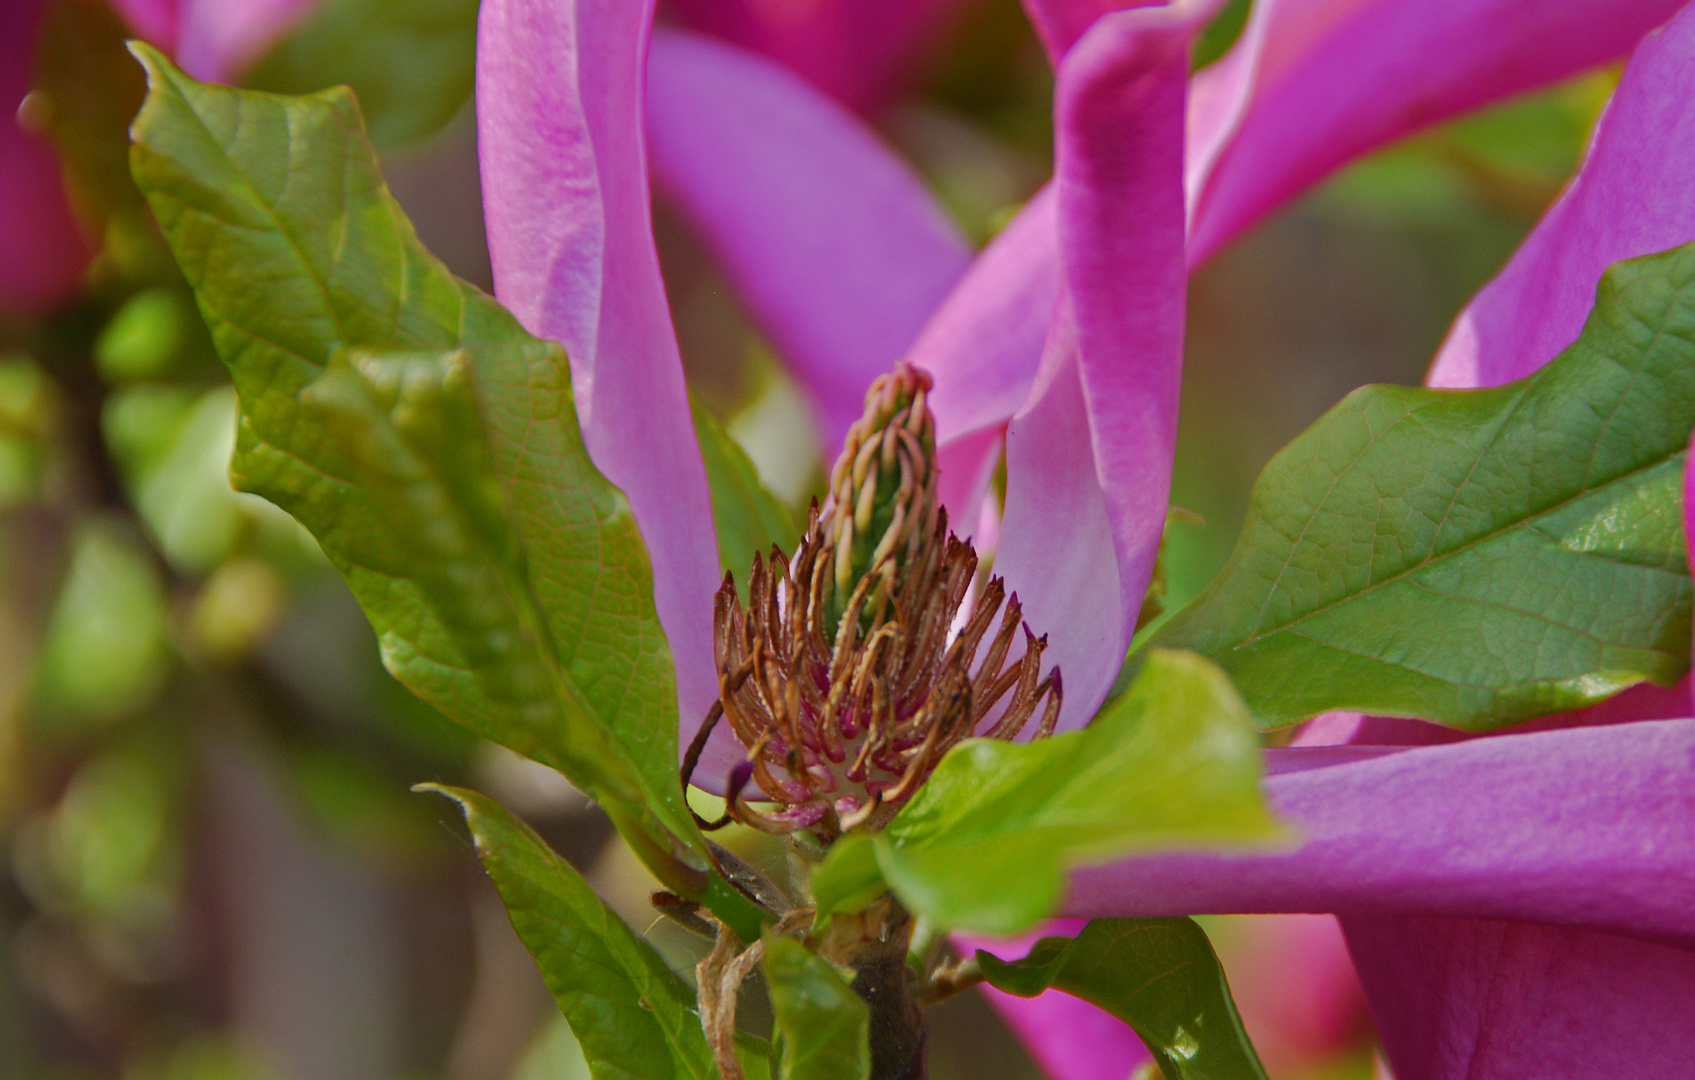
[684,363,1062,837]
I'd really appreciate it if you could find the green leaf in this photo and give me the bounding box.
[126,48,706,880]
[978,919,1269,1080]
[814,650,1280,936]
[762,936,871,1080]
[806,833,884,919]
[691,394,801,594]
[425,786,718,1080]
[1153,243,1695,730]
[243,0,478,150]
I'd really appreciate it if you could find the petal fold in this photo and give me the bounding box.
[1065,718,1695,947]
[1428,2,1695,388]
[477,0,722,749]
[993,1,1207,730]
[646,29,971,450]
[1189,0,1688,264]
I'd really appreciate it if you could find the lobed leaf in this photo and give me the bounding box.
[812,651,1280,935]
[1154,243,1695,729]
[978,918,1268,1080]
[762,936,871,1080]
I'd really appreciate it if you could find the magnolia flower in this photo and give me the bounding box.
[475,0,1692,1074]
[1,0,323,314]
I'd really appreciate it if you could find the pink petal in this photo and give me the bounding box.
[645,29,971,451]
[107,0,180,51]
[478,0,724,766]
[1428,3,1695,389]
[1065,718,1695,947]
[1188,0,1688,266]
[664,0,968,114]
[1,0,90,314]
[995,1,1206,731]
[1219,915,1370,1071]
[915,184,1060,446]
[1343,915,1695,1080]
[176,0,326,83]
[1021,0,1170,64]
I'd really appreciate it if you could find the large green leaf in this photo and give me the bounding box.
[126,47,706,878]
[1154,243,1695,730]
[978,919,1268,1080]
[243,0,479,150]
[810,651,1279,936]
[426,786,720,1080]
[690,395,800,594]
[762,937,871,1080]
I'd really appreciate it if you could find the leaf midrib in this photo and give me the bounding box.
[1218,392,1686,658]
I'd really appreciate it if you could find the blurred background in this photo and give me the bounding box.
[0,0,1615,1078]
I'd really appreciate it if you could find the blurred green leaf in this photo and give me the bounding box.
[511,1017,592,1080]
[692,394,801,596]
[813,650,1278,935]
[127,48,711,883]
[32,520,171,727]
[244,0,478,150]
[763,936,870,1080]
[96,288,194,382]
[426,785,721,1080]
[0,355,55,509]
[978,919,1268,1080]
[1153,243,1695,730]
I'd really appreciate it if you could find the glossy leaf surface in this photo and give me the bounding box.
[127,48,703,867]
[427,786,718,1080]
[763,936,871,1080]
[812,651,1279,935]
[244,0,479,149]
[979,918,1268,1080]
[1155,243,1695,730]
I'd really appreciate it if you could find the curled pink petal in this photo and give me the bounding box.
[1022,0,1170,63]
[646,29,971,450]
[666,0,968,114]
[1,0,90,314]
[1189,0,1687,265]
[1065,718,1695,947]
[1343,915,1695,1080]
[478,0,724,765]
[995,1,1210,730]
[1428,2,1695,389]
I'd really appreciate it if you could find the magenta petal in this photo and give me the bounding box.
[1021,0,1173,63]
[1188,0,1687,265]
[175,0,326,82]
[666,0,967,114]
[646,29,970,451]
[108,0,180,50]
[1065,719,1695,946]
[1344,915,1695,1080]
[993,3,1202,730]
[981,983,1151,1080]
[478,0,724,759]
[1,0,90,314]
[1428,3,1695,389]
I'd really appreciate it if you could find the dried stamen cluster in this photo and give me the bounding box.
[684,363,1062,836]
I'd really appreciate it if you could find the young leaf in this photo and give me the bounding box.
[691,395,800,593]
[1154,243,1695,730]
[763,936,871,1080]
[126,49,705,878]
[813,650,1281,935]
[243,0,479,150]
[424,786,720,1080]
[978,919,1269,1080]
